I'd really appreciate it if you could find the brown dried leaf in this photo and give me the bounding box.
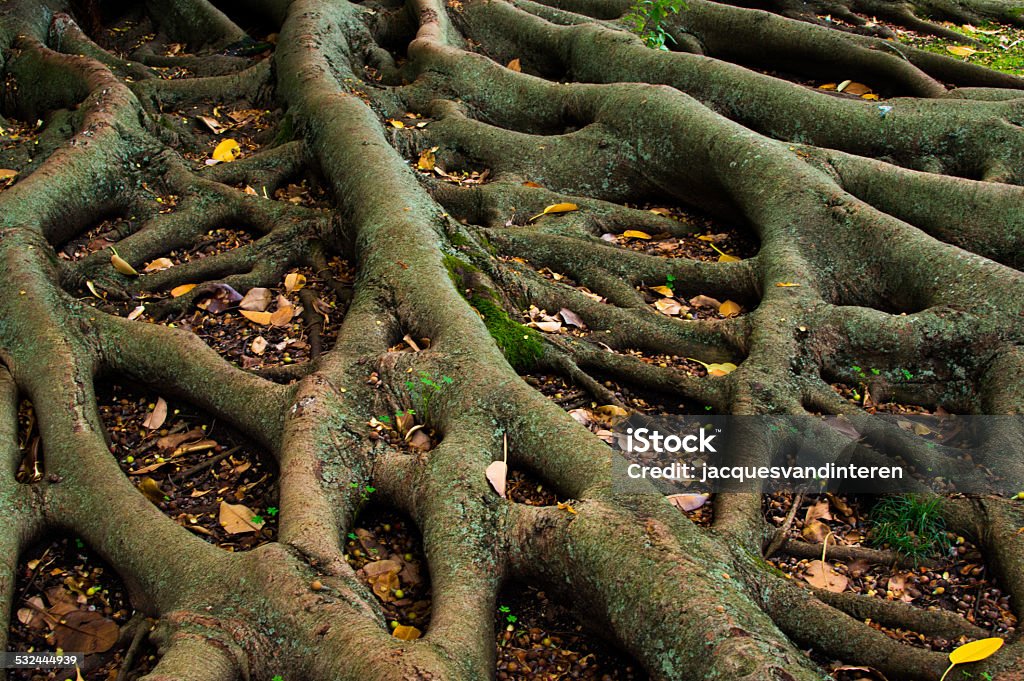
[141,398,168,430]
[239,287,272,312]
[53,610,118,654]
[270,305,295,327]
[804,560,848,592]
[219,502,265,534]
[284,272,306,292]
[506,58,521,71]
[143,258,174,273]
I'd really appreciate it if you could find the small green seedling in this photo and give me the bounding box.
[625,0,687,50]
[404,371,453,425]
[665,273,676,290]
[266,506,279,517]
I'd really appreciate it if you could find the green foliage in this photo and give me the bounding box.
[624,0,687,50]
[470,295,545,371]
[869,495,950,561]
[897,22,1024,76]
[404,371,453,424]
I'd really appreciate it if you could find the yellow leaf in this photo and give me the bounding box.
[706,362,738,376]
[144,257,174,272]
[416,147,437,171]
[110,250,138,276]
[838,81,872,95]
[718,253,741,263]
[284,272,306,292]
[818,83,837,91]
[650,285,675,297]
[528,202,579,223]
[697,235,717,241]
[557,501,578,514]
[861,93,879,100]
[241,310,273,325]
[270,305,295,327]
[775,282,801,287]
[0,168,17,180]
[212,138,242,163]
[170,283,197,297]
[622,230,651,240]
[392,624,422,640]
[946,45,977,57]
[595,405,629,417]
[137,477,166,504]
[388,119,405,128]
[523,181,543,188]
[940,638,1005,681]
[507,58,521,72]
[718,300,741,317]
[86,281,103,299]
[949,638,1004,664]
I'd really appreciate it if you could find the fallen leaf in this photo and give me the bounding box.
[197,115,227,134]
[143,257,174,272]
[486,460,508,498]
[595,405,628,418]
[0,169,18,180]
[137,477,166,504]
[110,250,138,276]
[416,147,437,171]
[531,320,562,333]
[240,287,273,311]
[804,560,848,592]
[142,398,168,430]
[650,285,675,297]
[240,310,273,325]
[219,502,265,534]
[689,295,722,308]
[667,493,709,511]
[507,58,521,71]
[802,520,832,543]
[392,624,422,640]
[838,81,872,95]
[695,361,738,376]
[195,283,243,314]
[53,610,118,654]
[251,336,267,355]
[270,305,295,326]
[805,499,833,523]
[559,308,585,327]
[523,181,543,188]
[718,253,741,263]
[887,573,915,603]
[170,283,197,297]
[946,45,977,57]
[948,637,1004,665]
[654,298,683,315]
[528,202,579,223]
[212,138,242,163]
[818,83,837,90]
[387,119,405,128]
[557,501,578,514]
[862,93,879,100]
[719,300,741,317]
[284,272,307,292]
[775,282,801,287]
[622,230,651,240]
[127,306,145,321]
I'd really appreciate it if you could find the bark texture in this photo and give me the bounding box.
[1,0,1023,679]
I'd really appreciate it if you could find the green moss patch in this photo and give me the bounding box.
[469,295,544,371]
[896,21,1024,75]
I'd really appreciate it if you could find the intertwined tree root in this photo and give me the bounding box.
[2,0,1024,679]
